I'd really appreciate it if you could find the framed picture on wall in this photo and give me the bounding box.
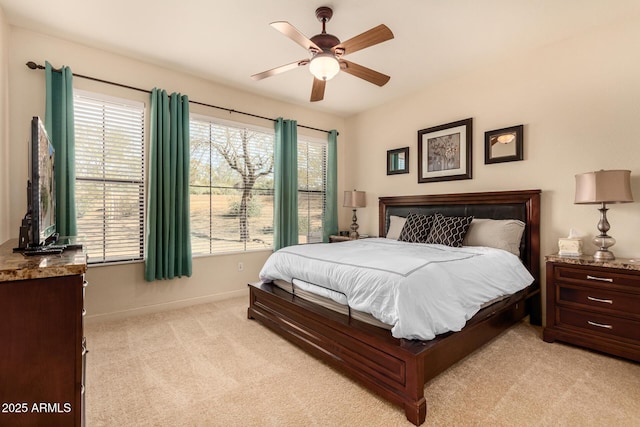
[387,147,409,175]
[417,118,472,183]
[484,124,524,164]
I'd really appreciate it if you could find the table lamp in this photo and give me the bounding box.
[343,190,366,239]
[574,170,633,260]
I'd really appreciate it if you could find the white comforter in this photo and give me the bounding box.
[259,238,534,340]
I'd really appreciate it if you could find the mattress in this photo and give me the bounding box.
[271,278,509,331]
[272,279,393,329]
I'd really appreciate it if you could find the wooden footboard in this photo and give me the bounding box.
[248,281,532,425]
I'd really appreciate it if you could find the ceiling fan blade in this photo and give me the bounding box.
[340,60,390,86]
[271,21,321,52]
[333,24,394,56]
[310,78,326,102]
[251,59,309,81]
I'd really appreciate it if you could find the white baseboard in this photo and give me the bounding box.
[84,288,249,324]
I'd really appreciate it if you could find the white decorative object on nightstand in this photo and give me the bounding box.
[558,238,583,256]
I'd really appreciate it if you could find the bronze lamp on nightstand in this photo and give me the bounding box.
[574,169,633,260]
[343,190,366,239]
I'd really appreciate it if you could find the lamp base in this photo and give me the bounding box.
[592,233,616,261]
[349,209,359,239]
[593,249,615,261]
[592,204,617,261]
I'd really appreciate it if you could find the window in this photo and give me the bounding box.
[297,137,327,244]
[190,116,275,254]
[74,91,145,264]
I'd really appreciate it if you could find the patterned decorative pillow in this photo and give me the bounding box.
[399,212,433,243]
[425,213,474,247]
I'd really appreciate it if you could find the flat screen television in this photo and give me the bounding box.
[31,116,57,246]
[17,117,57,249]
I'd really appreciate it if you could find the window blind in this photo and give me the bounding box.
[298,139,327,243]
[74,91,145,264]
[190,116,275,255]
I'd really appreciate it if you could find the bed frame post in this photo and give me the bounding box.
[404,356,427,424]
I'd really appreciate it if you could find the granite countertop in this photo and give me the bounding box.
[0,239,87,282]
[545,253,640,272]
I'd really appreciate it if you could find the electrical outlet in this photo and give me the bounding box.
[237,262,244,272]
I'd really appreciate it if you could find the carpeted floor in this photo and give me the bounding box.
[85,296,640,426]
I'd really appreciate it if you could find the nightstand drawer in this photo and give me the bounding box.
[554,266,640,288]
[558,307,640,342]
[558,284,640,317]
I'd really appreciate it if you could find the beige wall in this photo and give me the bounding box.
[5,27,346,321]
[0,9,9,242]
[4,14,640,322]
[345,14,640,272]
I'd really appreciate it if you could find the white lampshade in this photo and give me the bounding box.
[575,170,633,204]
[309,53,340,81]
[343,190,366,208]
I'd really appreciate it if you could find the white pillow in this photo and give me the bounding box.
[462,218,525,256]
[386,215,407,240]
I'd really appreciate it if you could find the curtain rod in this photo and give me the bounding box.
[26,61,336,135]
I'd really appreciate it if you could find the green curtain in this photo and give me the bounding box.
[322,130,338,242]
[274,118,298,250]
[145,89,192,281]
[45,61,77,237]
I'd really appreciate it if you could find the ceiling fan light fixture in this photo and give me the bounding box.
[309,53,340,81]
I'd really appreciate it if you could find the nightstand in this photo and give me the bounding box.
[543,254,640,362]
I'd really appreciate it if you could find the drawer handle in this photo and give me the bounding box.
[586,275,613,283]
[83,280,89,288]
[587,296,613,304]
[588,320,613,329]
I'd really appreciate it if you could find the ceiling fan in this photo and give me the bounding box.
[251,6,394,102]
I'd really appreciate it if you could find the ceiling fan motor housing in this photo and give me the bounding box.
[310,33,341,55]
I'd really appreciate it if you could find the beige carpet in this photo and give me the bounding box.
[86,296,640,426]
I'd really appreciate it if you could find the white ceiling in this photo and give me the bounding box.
[1,0,640,116]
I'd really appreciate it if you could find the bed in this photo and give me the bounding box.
[247,189,541,425]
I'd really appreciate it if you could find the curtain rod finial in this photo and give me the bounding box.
[26,61,42,70]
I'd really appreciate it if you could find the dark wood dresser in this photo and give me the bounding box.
[0,239,87,426]
[543,254,640,362]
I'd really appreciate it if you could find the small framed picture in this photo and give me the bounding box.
[485,125,523,164]
[417,118,472,183]
[387,147,409,175]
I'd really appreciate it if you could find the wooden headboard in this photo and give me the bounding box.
[378,189,541,297]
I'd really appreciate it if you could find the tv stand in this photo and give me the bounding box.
[14,236,83,255]
[22,246,64,256]
[17,215,31,249]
